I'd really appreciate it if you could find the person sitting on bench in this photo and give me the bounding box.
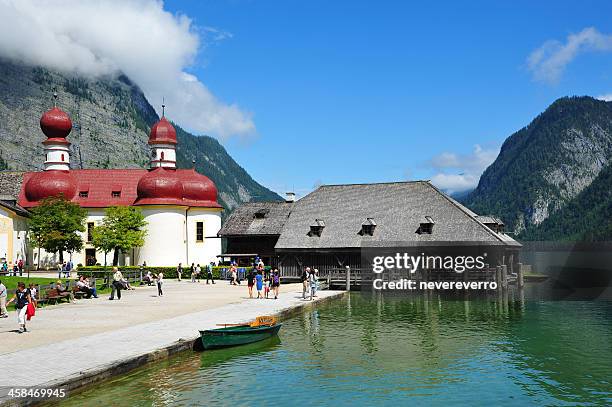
[76,276,98,298]
[142,271,153,286]
[55,281,74,302]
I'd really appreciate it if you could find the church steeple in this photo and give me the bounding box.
[40,92,72,171]
[148,102,177,169]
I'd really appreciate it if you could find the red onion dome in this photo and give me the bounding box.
[148,117,177,145]
[136,167,183,203]
[180,169,218,203]
[40,107,72,139]
[24,171,77,202]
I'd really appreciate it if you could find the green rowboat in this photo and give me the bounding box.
[200,323,282,350]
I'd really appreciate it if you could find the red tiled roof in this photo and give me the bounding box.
[18,169,222,209]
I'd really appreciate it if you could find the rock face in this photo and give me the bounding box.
[465,96,612,239]
[0,59,281,209]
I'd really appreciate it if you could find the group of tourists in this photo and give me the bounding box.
[301,267,319,301]
[176,262,216,284]
[1,259,24,276]
[245,264,281,300]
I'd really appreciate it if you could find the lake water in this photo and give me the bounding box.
[55,289,611,406]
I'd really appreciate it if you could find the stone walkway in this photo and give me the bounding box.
[0,281,343,405]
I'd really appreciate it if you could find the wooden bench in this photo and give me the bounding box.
[40,288,72,305]
[72,285,87,299]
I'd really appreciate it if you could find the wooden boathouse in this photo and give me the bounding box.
[219,181,521,284]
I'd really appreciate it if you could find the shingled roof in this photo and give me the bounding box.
[274,181,520,250]
[219,201,293,236]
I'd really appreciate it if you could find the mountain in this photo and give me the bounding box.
[0,58,281,209]
[519,161,612,241]
[465,96,612,240]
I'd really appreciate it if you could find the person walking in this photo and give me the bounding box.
[0,280,8,318]
[28,283,38,307]
[230,264,238,285]
[308,269,318,301]
[156,272,164,296]
[301,267,310,299]
[6,282,32,333]
[255,271,263,299]
[176,263,183,281]
[206,262,215,284]
[246,269,255,298]
[17,259,24,276]
[109,267,124,300]
[271,269,280,300]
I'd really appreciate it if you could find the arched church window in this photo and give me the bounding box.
[161,151,165,161]
[61,154,65,162]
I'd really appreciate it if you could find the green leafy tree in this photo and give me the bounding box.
[92,206,147,266]
[29,196,87,263]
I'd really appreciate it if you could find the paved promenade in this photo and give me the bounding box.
[0,280,343,405]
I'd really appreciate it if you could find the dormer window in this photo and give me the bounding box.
[478,216,505,234]
[254,209,269,219]
[359,218,376,236]
[79,185,89,198]
[111,185,122,198]
[308,219,325,237]
[417,216,435,235]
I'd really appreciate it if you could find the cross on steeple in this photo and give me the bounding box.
[53,89,58,107]
[162,97,165,117]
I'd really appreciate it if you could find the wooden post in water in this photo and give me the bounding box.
[496,266,502,287]
[517,263,524,288]
[501,265,508,289]
[345,266,351,291]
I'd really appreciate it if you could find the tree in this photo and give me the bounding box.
[92,206,147,266]
[29,196,87,264]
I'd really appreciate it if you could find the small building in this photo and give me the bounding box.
[220,181,521,277]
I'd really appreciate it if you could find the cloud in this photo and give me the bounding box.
[596,93,612,102]
[0,0,254,139]
[527,27,612,84]
[427,145,499,194]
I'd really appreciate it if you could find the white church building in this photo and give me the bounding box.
[1,101,222,268]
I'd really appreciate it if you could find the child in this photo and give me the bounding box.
[255,271,263,299]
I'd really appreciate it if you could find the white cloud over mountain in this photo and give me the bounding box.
[597,94,612,102]
[527,27,612,84]
[428,144,499,194]
[0,0,255,139]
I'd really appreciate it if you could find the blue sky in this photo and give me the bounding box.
[164,0,612,197]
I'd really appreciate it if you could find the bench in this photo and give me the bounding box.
[72,285,86,299]
[40,288,72,305]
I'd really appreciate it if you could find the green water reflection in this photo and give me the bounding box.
[54,292,611,406]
